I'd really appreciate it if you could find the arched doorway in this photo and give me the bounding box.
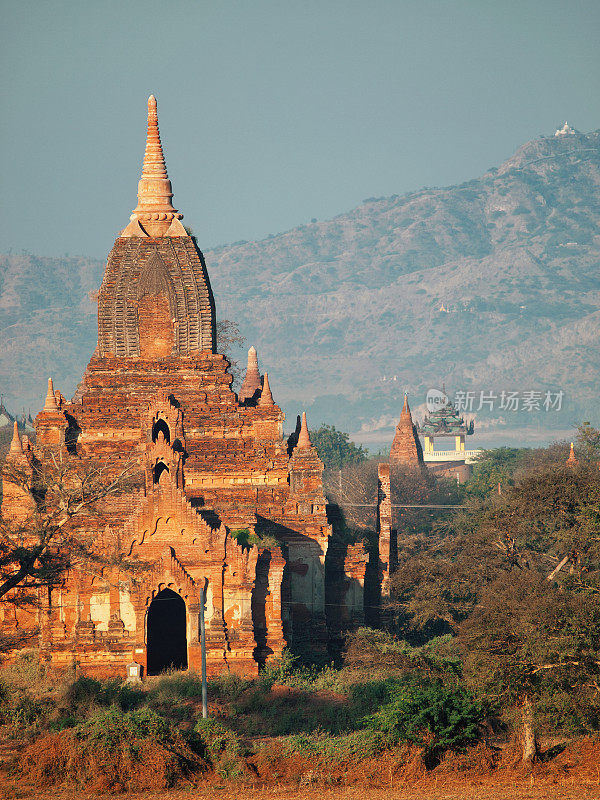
[146,588,188,674]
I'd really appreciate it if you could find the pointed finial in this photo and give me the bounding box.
[566,441,578,466]
[9,420,22,454]
[43,378,59,412]
[142,95,167,179]
[398,393,413,424]
[130,95,182,237]
[297,412,311,449]
[258,372,274,407]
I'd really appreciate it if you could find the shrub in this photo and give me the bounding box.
[194,717,243,778]
[0,649,47,691]
[260,648,301,686]
[208,671,246,701]
[148,670,205,700]
[20,706,204,791]
[345,628,460,678]
[344,628,416,670]
[0,690,46,734]
[283,728,386,762]
[366,680,484,766]
[63,675,103,708]
[60,676,143,720]
[232,680,350,737]
[230,528,260,548]
[260,649,343,691]
[79,705,172,745]
[348,678,405,717]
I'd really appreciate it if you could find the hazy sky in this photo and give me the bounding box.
[1,0,599,258]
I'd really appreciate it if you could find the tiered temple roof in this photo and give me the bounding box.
[418,399,474,438]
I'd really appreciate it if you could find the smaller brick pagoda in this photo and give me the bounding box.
[389,394,423,467]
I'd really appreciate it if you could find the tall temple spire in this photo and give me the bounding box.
[129,95,183,237]
[389,393,423,466]
[239,346,262,404]
[297,412,312,449]
[566,441,578,467]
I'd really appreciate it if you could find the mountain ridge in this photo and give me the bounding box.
[1,129,599,447]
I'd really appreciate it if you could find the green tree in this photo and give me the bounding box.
[576,422,600,462]
[462,447,528,498]
[460,573,600,763]
[309,424,368,470]
[390,454,600,760]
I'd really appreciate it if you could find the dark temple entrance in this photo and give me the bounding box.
[147,588,188,675]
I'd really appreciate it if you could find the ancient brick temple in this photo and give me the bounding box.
[0,97,367,677]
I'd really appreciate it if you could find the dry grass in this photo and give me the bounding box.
[4,732,599,799]
[19,729,201,792]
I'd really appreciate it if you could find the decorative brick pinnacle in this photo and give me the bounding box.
[258,372,274,407]
[9,420,22,454]
[43,378,59,412]
[131,95,182,236]
[297,411,311,449]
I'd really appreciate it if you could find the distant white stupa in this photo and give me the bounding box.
[555,121,576,137]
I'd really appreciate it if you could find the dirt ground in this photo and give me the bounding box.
[1,785,599,800]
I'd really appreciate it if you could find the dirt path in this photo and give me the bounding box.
[2,784,599,800]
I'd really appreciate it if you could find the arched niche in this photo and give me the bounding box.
[152,417,171,444]
[154,461,170,484]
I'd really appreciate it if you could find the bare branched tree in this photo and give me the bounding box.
[0,448,140,603]
[216,319,246,387]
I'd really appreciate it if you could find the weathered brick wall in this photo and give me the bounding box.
[1,340,351,676]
